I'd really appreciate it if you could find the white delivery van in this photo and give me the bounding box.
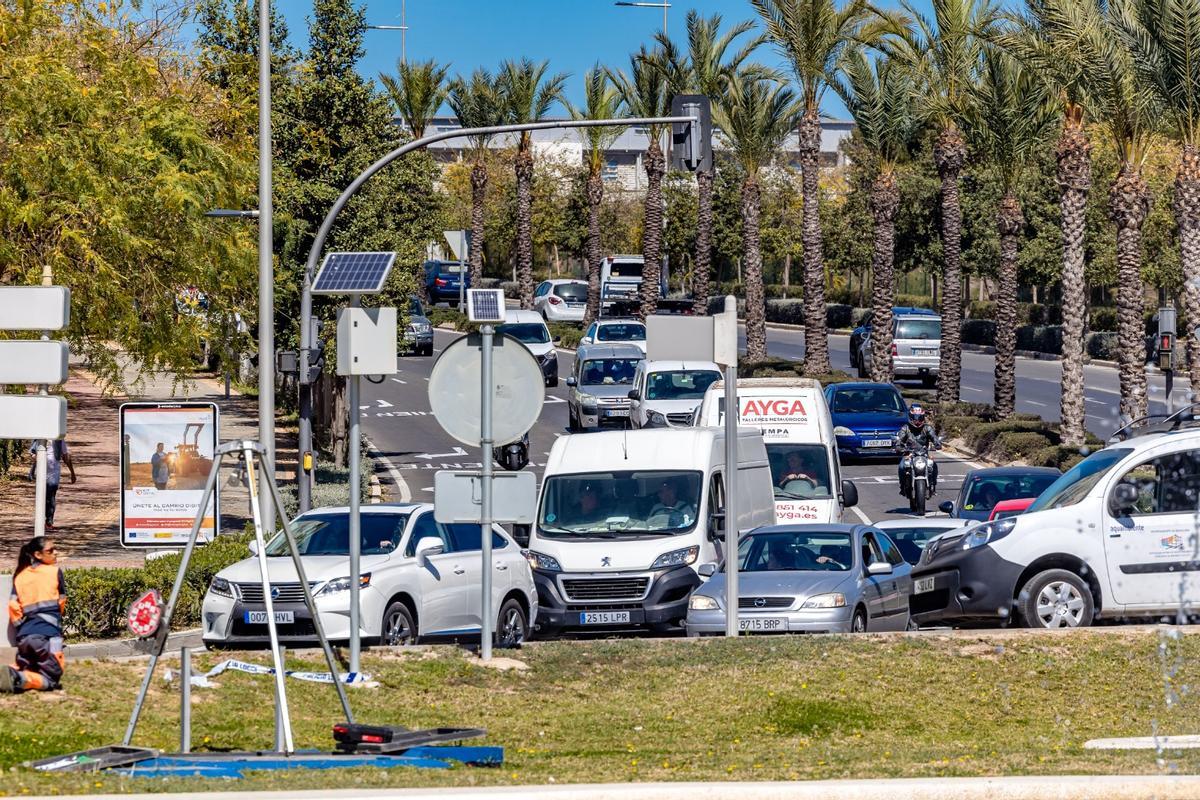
[526,427,775,635]
[695,378,859,524]
[599,255,645,312]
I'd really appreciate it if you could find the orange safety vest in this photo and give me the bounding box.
[8,562,66,637]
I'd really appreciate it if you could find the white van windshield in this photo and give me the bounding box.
[538,471,702,538]
[767,444,833,500]
[1027,448,1132,512]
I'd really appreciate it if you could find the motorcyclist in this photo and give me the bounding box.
[896,404,942,496]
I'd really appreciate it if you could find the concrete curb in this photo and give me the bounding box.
[67,629,204,661]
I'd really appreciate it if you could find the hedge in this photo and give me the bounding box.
[739,358,854,385]
[1016,325,1063,355]
[993,431,1053,460]
[427,307,467,330]
[961,319,996,346]
[1086,332,1119,361]
[548,322,583,349]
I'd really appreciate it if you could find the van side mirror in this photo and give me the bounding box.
[414,537,445,565]
[627,388,641,401]
[840,480,859,508]
[698,562,718,578]
[511,524,531,548]
[566,376,577,387]
[867,561,892,576]
[708,512,725,539]
[939,500,954,515]
[1110,482,1139,516]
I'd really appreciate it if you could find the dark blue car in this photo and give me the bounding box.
[848,306,938,368]
[824,382,908,460]
[424,260,471,306]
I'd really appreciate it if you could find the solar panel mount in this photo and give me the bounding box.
[311,251,397,295]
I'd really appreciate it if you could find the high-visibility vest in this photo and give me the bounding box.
[9,562,66,636]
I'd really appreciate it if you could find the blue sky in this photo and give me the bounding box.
[258,0,925,120]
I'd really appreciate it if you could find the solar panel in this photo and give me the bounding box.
[311,252,397,295]
[467,289,505,323]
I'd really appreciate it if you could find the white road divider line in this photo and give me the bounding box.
[848,505,872,525]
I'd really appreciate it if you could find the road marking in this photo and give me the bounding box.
[391,378,406,384]
[847,504,872,525]
[375,398,394,408]
[367,439,411,503]
[544,395,566,404]
[415,446,468,460]
[1027,400,1047,407]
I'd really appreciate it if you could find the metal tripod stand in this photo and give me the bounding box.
[121,440,355,753]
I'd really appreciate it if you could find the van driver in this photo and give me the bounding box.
[648,480,695,523]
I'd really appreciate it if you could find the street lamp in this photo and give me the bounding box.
[614,0,669,31]
[367,0,410,63]
[205,209,260,219]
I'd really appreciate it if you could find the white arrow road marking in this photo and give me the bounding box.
[544,395,566,404]
[376,398,394,408]
[415,446,468,460]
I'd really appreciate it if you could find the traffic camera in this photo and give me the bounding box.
[670,94,712,173]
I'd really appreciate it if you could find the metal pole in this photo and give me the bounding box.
[480,325,495,660]
[401,0,407,63]
[180,647,191,754]
[33,265,52,538]
[257,0,276,527]
[348,298,363,675]
[723,295,739,638]
[273,644,285,752]
[459,234,466,310]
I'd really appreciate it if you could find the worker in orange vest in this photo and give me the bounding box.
[3,536,66,693]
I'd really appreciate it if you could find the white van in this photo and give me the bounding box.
[910,424,1200,629]
[695,378,858,524]
[599,255,645,311]
[526,427,776,635]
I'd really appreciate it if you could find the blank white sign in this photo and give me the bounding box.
[0,341,69,385]
[433,470,537,524]
[0,287,70,331]
[0,395,67,439]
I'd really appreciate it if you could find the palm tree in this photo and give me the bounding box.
[713,72,800,362]
[752,0,876,375]
[656,11,762,314]
[498,58,568,309]
[1112,0,1200,394]
[830,49,919,383]
[570,67,625,325]
[609,46,673,318]
[885,0,998,402]
[966,50,1057,416]
[447,69,504,290]
[379,58,449,141]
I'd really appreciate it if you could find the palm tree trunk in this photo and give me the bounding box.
[692,167,714,314]
[994,191,1024,416]
[640,139,665,318]
[515,146,535,309]
[869,170,899,383]
[743,174,767,362]
[798,109,830,374]
[1109,162,1151,423]
[1174,143,1200,390]
[584,169,604,326]
[1057,114,1090,447]
[469,161,487,288]
[933,125,967,403]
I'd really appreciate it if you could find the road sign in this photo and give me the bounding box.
[646,315,715,362]
[0,396,66,439]
[0,286,70,330]
[433,471,536,524]
[0,341,69,385]
[311,252,396,295]
[126,590,163,638]
[443,230,470,261]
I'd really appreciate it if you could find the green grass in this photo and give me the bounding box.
[2,631,1199,794]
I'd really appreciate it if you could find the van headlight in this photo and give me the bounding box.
[646,410,668,427]
[650,546,699,570]
[317,574,371,596]
[962,517,1018,551]
[833,426,854,436]
[209,576,236,599]
[523,549,562,572]
[802,592,846,609]
[580,394,598,413]
[689,594,719,611]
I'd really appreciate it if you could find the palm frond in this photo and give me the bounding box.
[446,67,504,154]
[570,66,627,173]
[379,58,450,140]
[712,70,801,175]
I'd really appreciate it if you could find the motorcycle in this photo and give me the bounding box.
[495,432,530,472]
[899,444,937,516]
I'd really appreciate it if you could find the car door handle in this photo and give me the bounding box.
[495,563,508,571]
[453,567,466,575]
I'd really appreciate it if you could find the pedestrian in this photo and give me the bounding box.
[2,536,67,693]
[28,440,76,531]
[121,434,131,487]
[151,442,170,490]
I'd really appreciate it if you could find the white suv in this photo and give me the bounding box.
[910,423,1200,629]
[201,503,537,648]
[628,359,722,428]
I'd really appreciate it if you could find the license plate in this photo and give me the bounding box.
[244,611,294,624]
[914,348,938,356]
[579,611,631,625]
[914,577,936,594]
[739,617,787,632]
[864,439,893,448]
[604,409,630,417]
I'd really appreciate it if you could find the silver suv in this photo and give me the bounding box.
[566,343,644,431]
[858,314,941,387]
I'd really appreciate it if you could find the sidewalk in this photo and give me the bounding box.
[0,363,294,569]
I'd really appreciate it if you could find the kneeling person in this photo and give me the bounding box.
[3,536,66,693]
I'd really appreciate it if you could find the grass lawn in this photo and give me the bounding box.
[2,629,1198,794]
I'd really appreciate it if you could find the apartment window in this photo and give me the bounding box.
[602,159,619,182]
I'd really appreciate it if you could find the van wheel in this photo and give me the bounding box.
[495,598,528,649]
[1017,569,1094,629]
[567,408,580,432]
[381,601,417,646]
[851,607,868,633]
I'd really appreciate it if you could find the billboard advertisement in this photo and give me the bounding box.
[120,402,219,547]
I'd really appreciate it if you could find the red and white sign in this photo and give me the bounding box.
[127,590,163,638]
[738,397,810,425]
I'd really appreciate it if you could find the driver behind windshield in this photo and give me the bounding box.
[778,451,817,488]
[649,479,696,524]
[574,484,608,525]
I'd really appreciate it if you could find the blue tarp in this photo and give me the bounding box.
[114,746,503,779]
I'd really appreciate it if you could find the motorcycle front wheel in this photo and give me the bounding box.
[911,481,927,516]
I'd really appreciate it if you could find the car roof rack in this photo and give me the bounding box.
[1107,401,1200,443]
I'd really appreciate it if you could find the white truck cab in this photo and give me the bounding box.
[911,424,1200,628]
[526,427,775,635]
[695,378,859,524]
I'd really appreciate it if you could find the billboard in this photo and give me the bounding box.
[120,402,219,548]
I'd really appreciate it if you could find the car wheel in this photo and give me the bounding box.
[851,607,868,633]
[857,358,868,379]
[567,407,580,432]
[546,374,559,388]
[495,598,528,649]
[381,601,417,646]
[1018,569,1094,629]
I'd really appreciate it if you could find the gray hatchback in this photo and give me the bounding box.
[686,524,913,634]
[566,343,645,431]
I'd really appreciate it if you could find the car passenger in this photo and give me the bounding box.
[648,479,695,523]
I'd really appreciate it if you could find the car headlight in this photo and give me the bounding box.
[689,594,719,611]
[316,574,371,596]
[523,549,561,572]
[580,394,598,412]
[646,410,668,427]
[801,592,847,609]
[650,545,699,570]
[961,517,1018,551]
[409,322,431,334]
[833,426,854,436]
[209,576,236,599]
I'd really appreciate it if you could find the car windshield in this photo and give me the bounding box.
[538,470,702,537]
[408,298,425,316]
[831,386,905,414]
[645,370,721,400]
[581,358,639,385]
[895,319,941,340]
[553,283,588,301]
[264,513,410,556]
[498,322,550,344]
[738,531,852,572]
[877,526,952,564]
[598,323,646,342]
[766,444,834,500]
[1028,448,1132,512]
[608,260,643,278]
[962,473,1060,514]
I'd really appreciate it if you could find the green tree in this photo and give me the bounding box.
[447,69,505,288]
[379,58,450,140]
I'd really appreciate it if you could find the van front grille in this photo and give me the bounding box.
[561,577,649,601]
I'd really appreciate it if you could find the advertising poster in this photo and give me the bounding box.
[120,402,219,547]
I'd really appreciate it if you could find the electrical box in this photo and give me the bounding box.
[336,307,397,376]
[1157,306,1177,371]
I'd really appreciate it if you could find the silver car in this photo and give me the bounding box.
[566,343,644,431]
[858,314,942,387]
[685,524,913,635]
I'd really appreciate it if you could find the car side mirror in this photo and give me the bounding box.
[840,480,859,508]
[698,562,718,578]
[939,500,954,515]
[1110,482,1139,516]
[566,376,577,387]
[627,389,641,401]
[414,537,444,564]
[553,337,562,345]
[248,539,259,556]
[867,561,892,576]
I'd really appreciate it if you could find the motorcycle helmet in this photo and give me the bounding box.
[908,403,927,429]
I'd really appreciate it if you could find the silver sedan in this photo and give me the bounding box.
[685,524,913,635]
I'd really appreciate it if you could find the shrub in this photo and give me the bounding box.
[1089,307,1118,332]
[895,294,935,309]
[967,301,996,320]
[427,307,466,330]
[276,455,371,519]
[1086,331,1119,361]
[739,359,853,385]
[938,414,985,439]
[991,431,1053,461]
[500,281,520,296]
[479,277,501,289]
[852,308,872,328]
[1032,445,1087,471]
[964,420,1053,454]
[1016,325,1063,355]
[826,304,853,329]
[765,299,805,325]
[961,319,996,346]
[548,322,583,349]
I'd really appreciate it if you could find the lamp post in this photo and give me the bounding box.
[206,209,260,401]
[257,0,275,530]
[366,0,409,64]
[614,0,669,32]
